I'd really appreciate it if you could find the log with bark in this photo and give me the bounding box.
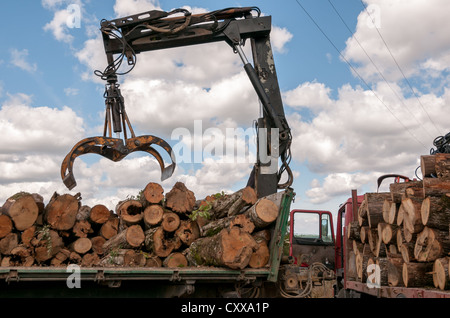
[421,196,450,231]
[433,257,449,290]
[402,262,434,288]
[102,224,145,255]
[2,192,39,231]
[44,192,81,231]
[421,154,450,179]
[165,182,196,214]
[143,182,164,204]
[414,227,450,262]
[185,226,257,270]
[116,199,143,227]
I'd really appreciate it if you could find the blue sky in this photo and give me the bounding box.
[1,0,449,222]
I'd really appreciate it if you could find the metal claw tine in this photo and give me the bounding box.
[61,135,176,190]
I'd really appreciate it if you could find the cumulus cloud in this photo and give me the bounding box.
[343,0,450,85]
[0,92,87,205]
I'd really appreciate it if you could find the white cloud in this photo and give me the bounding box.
[10,49,37,73]
[42,0,84,44]
[343,0,450,85]
[271,26,293,54]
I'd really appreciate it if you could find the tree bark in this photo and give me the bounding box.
[387,256,404,287]
[421,153,450,178]
[185,226,257,270]
[201,214,255,237]
[402,262,434,288]
[421,196,450,231]
[206,187,257,220]
[2,192,39,231]
[422,177,450,197]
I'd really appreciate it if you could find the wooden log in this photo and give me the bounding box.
[380,223,398,245]
[414,227,450,262]
[206,187,257,220]
[116,199,143,227]
[356,244,372,282]
[387,256,404,287]
[163,252,188,268]
[401,197,424,234]
[0,215,13,239]
[347,251,357,281]
[2,192,39,231]
[81,252,101,267]
[390,181,424,203]
[243,197,279,229]
[421,196,450,231]
[90,236,106,255]
[72,220,93,238]
[421,153,450,178]
[99,215,119,240]
[248,241,270,269]
[422,177,450,197]
[34,229,64,263]
[165,182,196,214]
[143,182,164,204]
[21,226,35,247]
[365,193,391,228]
[50,248,70,266]
[402,262,434,288]
[145,255,162,267]
[382,199,392,224]
[44,192,81,231]
[76,205,91,222]
[400,242,416,263]
[360,226,369,243]
[0,233,19,255]
[201,214,255,237]
[143,204,164,228]
[185,226,257,270]
[175,220,200,246]
[161,212,180,232]
[347,221,361,241]
[144,226,181,258]
[433,257,449,290]
[90,204,111,225]
[70,237,92,255]
[103,224,145,254]
[122,249,146,267]
[367,228,378,255]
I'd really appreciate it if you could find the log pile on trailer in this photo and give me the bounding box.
[346,153,450,291]
[0,182,284,271]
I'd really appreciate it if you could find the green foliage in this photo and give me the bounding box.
[189,191,226,221]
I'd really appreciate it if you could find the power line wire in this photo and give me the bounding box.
[360,0,441,136]
[327,0,434,140]
[294,0,428,150]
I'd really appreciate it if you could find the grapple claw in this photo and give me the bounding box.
[61,135,176,190]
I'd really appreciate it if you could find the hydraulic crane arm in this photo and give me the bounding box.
[61,6,293,198]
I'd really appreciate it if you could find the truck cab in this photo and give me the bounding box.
[289,209,335,269]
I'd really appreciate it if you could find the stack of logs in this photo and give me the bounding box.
[347,153,450,291]
[0,181,285,270]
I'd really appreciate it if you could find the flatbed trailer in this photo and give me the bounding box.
[343,280,450,299]
[0,189,295,298]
